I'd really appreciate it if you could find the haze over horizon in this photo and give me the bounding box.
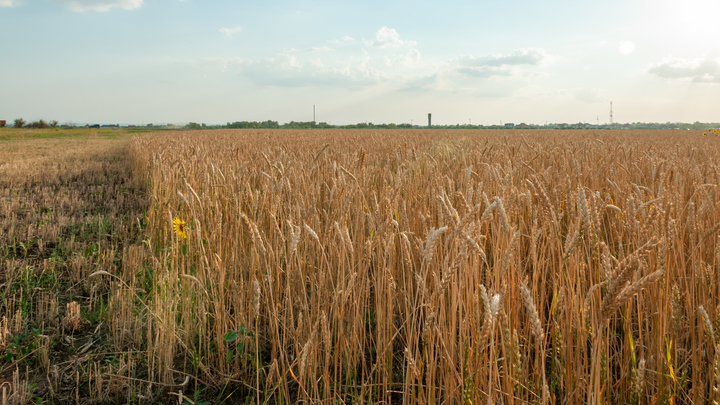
[1,0,719,126]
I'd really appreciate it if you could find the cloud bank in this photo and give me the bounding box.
[191,40,553,100]
[453,48,550,78]
[648,55,720,83]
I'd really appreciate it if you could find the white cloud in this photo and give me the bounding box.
[328,36,354,44]
[277,53,301,70]
[397,48,421,68]
[395,48,551,98]
[458,48,548,67]
[453,48,550,78]
[188,57,251,72]
[647,55,720,83]
[308,46,334,52]
[384,49,421,68]
[619,40,635,55]
[365,27,416,49]
[188,36,547,99]
[45,0,142,11]
[187,48,385,88]
[0,0,24,7]
[219,27,242,36]
[242,57,384,88]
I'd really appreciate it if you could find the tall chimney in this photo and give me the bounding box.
[428,113,432,127]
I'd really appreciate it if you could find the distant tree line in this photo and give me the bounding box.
[184,121,416,130]
[8,118,59,128]
[5,118,717,131]
[182,120,719,130]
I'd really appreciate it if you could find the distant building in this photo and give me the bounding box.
[0,120,6,127]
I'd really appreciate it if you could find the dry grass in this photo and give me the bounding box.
[3,128,720,404]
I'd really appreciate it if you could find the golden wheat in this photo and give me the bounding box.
[4,127,720,404]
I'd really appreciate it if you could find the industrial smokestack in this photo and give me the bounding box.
[428,113,432,127]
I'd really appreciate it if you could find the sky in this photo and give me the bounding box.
[1,0,719,126]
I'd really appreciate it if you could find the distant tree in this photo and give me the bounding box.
[28,119,49,129]
[227,121,246,129]
[283,121,319,129]
[50,120,59,128]
[186,122,202,130]
[260,120,279,129]
[14,118,26,128]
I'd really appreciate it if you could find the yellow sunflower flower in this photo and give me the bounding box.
[173,217,187,239]
[703,132,707,136]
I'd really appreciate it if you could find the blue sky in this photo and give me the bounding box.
[1,0,719,125]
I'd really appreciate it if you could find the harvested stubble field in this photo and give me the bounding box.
[2,128,720,404]
[0,128,148,403]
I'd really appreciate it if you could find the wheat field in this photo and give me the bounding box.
[2,128,720,404]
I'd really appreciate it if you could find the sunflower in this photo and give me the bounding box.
[173,217,187,239]
[714,129,718,134]
[703,132,707,136]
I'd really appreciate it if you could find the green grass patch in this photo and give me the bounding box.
[0,127,169,141]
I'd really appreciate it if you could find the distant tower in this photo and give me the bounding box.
[609,102,613,125]
[428,113,432,127]
[313,105,316,123]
